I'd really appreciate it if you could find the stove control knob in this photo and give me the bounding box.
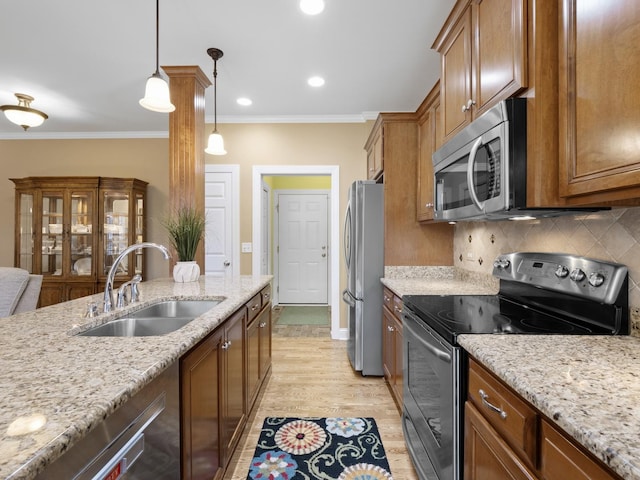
[588,272,605,287]
[493,258,510,269]
[555,265,569,278]
[569,268,586,282]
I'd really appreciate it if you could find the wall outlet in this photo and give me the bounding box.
[465,251,475,262]
[241,242,253,253]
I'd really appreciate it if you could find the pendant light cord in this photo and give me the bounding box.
[213,59,218,131]
[154,0,160,75]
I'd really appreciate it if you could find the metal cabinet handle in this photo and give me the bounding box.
[222,340,231,350]
[264,293,270,300]
[394,306,401,313]
[425,202,434,208]
[251,304,259,311]
[260,322,267,328]
[387,325,394,332]
[479,389,507,419]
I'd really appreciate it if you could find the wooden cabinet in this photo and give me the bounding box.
[416,81,443,222]
[382,287,403,410]
[366,113,453,266]
[247,285,272,411]
[365,125,383,181]
[11,177,147,307]
[434,0,527,141]
[181,307,247,480]
[466,358,621,480]
[558,0,640,204]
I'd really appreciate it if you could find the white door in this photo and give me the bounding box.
[261,183,270,275]
[277,192,329,304]
[204,165,239,277]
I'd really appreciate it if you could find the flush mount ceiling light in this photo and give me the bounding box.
[205,47,227,156]
[300,0,325,15]
[237,97,252,106]
[139,0,175,112]
[0,93,48,131]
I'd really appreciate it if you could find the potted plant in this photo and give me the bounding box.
[162,205,206,282]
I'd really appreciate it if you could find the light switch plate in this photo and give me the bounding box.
[241,242,253,253]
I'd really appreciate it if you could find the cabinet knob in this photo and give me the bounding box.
[260,322,267,328]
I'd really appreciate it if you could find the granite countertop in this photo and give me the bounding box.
[459,335,640,480]
[381,266,499,296]
[0,275,271,480]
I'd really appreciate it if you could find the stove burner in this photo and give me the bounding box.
[519,315,584,333]
[492,314,514,333]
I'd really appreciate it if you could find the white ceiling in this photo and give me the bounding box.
[0,0,455,139]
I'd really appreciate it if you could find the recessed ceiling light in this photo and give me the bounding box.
[237,97,252,106]
[308,76,325,87]
[300,0,325,15]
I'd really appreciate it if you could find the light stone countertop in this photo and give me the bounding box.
[381,266,498,297]
[459,335,640,480]
[0,275,271,480]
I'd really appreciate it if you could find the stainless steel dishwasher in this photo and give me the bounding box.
[36,361,180,480]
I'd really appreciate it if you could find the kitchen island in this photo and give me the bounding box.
[0,275,271,480]
[459,334,640,480]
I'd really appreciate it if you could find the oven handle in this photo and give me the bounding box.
[403,310,452,363]
[466,137,485,212]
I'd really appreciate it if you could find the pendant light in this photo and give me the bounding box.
[1,93,48,131]
[139,0,175,112]
[205,47,227,155]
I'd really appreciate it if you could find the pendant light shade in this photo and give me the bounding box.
[205,47,227,156]
[1,93,48,131]
[139,0,175,113]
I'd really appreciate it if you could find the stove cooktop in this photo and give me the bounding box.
[402,252,629,345]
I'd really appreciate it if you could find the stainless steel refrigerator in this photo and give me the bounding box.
[342,180,384,376]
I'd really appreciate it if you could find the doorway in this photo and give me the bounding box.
[252,165,344,340]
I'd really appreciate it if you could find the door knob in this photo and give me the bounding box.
[322,253,326,258]
[224,261,231,267]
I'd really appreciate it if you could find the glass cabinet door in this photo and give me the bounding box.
[135,194,144,275]
[70,192,93,277]
[17,193,35,272]
[103,192,130,277]
[41,193,64,277]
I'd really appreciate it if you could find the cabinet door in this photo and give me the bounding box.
[181,329,223,480]
[381,306,395,388]
[559,0,640,201]
[540,420,617,480]
[440,5,472,140]
[464,402,537,480]
[417,87,439,222]
[472,0,527,116]
[392,314,403,405]
[258,304,272,379]
[366,127,383,180]
[246,315,261,411]
[222,308,246,466]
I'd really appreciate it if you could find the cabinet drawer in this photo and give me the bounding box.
[261,285,272,305]
[540,420,619,480]
[383,287,394,311]
[468,359,537,468]
[392,295,403,320]
[246,293,262,322]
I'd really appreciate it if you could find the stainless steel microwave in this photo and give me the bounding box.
[432,98,604,221]
[432,98,527,221]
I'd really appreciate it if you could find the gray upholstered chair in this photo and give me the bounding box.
[0,267,43,317]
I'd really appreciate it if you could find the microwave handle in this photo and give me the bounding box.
[466,137,485,211]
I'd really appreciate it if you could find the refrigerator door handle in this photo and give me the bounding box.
[342,289,356,307]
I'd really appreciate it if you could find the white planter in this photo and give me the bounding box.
[173,261,200,283]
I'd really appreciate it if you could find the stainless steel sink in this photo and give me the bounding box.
[77,300,222,337]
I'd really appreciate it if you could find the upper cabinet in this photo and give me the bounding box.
[558,0,640,204]
[416,81,443,223]
[365,120,384,181]
[11,177,147,307]
[433,0,528,142]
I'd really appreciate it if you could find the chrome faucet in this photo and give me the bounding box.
[103,242,171,312]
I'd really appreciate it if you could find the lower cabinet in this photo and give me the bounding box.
[181,285,271,480]
[466,358,621,480]
[247,286,272,411]
[181,307,246,480]
[40,281,95,307]
[382,287,403,410]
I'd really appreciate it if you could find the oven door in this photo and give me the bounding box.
[402,307,463,480]
[433,122,508,222]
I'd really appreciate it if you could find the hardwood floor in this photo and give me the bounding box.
[224,337,419,479]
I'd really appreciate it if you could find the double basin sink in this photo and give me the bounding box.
[78,299,222,337]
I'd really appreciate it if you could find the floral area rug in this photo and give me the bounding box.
[247,417,393,479]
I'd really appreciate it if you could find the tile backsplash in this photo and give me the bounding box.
[453,208,640,312]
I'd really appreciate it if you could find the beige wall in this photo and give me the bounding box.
[0,123,372,321]
[0,138,171,279]
[208,122,371,275]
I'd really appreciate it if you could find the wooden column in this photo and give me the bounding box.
[163,66,212,272]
